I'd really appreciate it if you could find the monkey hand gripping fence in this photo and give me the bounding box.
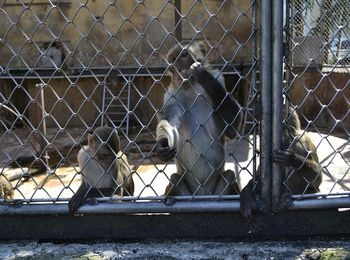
[0,0,349,239]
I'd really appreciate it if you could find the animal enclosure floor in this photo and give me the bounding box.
[0,128,349,201]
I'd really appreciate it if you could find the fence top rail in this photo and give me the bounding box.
[0,64,251,79]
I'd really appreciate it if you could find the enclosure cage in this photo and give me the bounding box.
[0,0,349,240]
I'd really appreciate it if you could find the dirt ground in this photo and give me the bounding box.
[1,129,350,259]
[1,127,349,200]
[0,238,350,259]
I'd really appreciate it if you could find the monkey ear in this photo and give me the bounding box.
[88,133,94,147]
[167,53,175,63]
[113,131,121,151]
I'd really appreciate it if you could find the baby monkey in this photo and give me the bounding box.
[68,126,134,213]
[240,108,322,219]
[0,176,13,200]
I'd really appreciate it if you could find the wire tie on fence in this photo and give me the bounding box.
[163,196,176,206]
[86,198,98,206]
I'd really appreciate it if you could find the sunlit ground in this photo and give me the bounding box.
[0,132,349,200]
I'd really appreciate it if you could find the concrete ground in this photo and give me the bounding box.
[0,128,350,259]
[0,239,350,259]
[1,128,349,200]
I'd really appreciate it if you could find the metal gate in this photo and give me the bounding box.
[0,0,349,239]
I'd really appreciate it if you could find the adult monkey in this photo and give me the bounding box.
[156,40,243,196]
[69,126,134,213]
[240,107,323,219]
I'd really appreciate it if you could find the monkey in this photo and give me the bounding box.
[68,126,134,213]
[0,175,13,200]
[156,40,243,196]
[239,107,323,219]
[41,40,66,68]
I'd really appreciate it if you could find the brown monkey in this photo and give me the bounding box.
[68,126,134,213]
[0,176,13,200]
[240,108,323,219]
[156,41,243,196]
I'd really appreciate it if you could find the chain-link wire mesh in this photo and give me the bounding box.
[284,0,350,205]
[289,0,350,67]
[1,0,348,218]
[0,0,259,212]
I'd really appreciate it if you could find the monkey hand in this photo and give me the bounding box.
[240,181,254,221]
[68,192,85,213]
[156,137,176,162]
[190,61,227,109]
[272,149,295,167]
[190,61,206,79]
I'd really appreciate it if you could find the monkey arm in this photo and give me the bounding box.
[273,149,322,188]
[240,180,254,220]
[156,95,182,162]
[191,62,226,107]
[273,150,319,172]
[191,62,242,138]
[69,182,117,213]
[68,183,90,213]
[117,153,135,196]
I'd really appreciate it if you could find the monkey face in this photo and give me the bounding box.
[88,127,120,171]
[168,48,195,82]
[95,149,116,171]
[167,41,208,86]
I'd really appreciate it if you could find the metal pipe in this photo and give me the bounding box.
[174,0,182,41]
[0,194,240,204]
[291,197,350,210]
[3,197,347,216]
[250,0,258,181]
[271,0,284,211]
[0,200,241,216]
[260,0,273,213]
[126,76,131,136]
[292,192,350,200]
[101,78,106,126]
[35,83,50,170]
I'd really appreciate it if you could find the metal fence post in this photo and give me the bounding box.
[260,0,273,213]
[271,0,284,211]
[35,83,50,171]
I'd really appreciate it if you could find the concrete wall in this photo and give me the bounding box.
[1,78,103,128]
[289,71,350,130]
[0,1,256,68]
[0,1,256,128]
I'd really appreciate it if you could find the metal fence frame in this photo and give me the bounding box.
[0,0,349,239]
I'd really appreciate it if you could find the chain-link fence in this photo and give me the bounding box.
[0,0,258,214]
[289,0,350,67]
[282,0,350,210]
[0,0,349,238]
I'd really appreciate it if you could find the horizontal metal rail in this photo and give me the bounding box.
[0,194,240,204]
[291,196,350,210]
[0,200,241,215]
[0,64,249,79]
[1,195,348,216]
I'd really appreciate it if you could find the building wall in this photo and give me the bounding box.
[0,1,256,68]
[0,0,256,129]
[289,71,350,130]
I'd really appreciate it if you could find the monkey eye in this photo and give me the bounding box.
[180,50,189,58]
